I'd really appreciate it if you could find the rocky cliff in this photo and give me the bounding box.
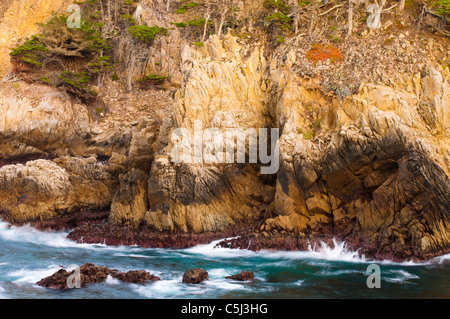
[0,0,449,261]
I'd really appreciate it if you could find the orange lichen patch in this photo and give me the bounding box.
[306,44,344,64]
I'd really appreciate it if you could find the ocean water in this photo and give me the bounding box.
[0,220,448,299]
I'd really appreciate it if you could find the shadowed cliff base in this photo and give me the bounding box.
[66,223,259,249]
[0,208,110,231]
[65,221,450,262]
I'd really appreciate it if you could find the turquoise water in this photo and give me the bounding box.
[0,221,448,299]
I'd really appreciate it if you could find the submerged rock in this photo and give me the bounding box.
[182,268,209,284]
[111,270,160,284]
[226,271,255,281]
[36,263,158,289]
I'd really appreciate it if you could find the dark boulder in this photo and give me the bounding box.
[111,270,160,283]
[182,268,209,284]
[226,271,254,281]
[37,263,158,289]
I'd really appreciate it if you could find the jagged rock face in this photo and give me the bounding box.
[126,0,186,86]
[146,160,274,232]
[144,35,275,233]
[0,0,448,262]
[173,35,268,130]
[146,34,449,260]
[270,129,450,260]
[109,168,149,229]
[0,157,116,223]
[0,82,158,226]
[0,84,90,158]
[0,0,73,77]
[262,47,450,259]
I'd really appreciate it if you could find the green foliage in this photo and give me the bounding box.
[10,35,48,67]
[138,74,170,88]
[193,41,204,47]
[263,0,289,14]
[176,1,199,14]
[431,0,450,15]
[331,36,340,43]
[59,71,91,89]
[298,0,311,6]
[430,0,450,21]
[35,13,111,56]
[87,56,113,73]
[171,22,188,27]
[121,14,136,24]
[139,74,169,82]
[20,57,43,66]
[128,25,168,43]
[7,1,145,101]
[266,12,292,30]
[276,36,285,43]
[302,131,316,140]
[40,76,51,84]
[188,18,206,26]
[10,36,48,57]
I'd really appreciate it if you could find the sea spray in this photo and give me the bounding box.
[0,221,448,298]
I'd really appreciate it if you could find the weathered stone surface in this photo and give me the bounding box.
[143,35,274,234]
[0,157,116,223]
[36,263,157,289]
[0,83,90,158]
[226,271,254,281]
[145,160,274,233]
[109,168,148,229]
[182,268,209,284]
[111,270,160,283]
[69,35,449,261]
[0,1,448,263]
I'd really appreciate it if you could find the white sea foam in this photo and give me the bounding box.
[183,237,256,258]
[0,221,75,248]
[207,268,235,278]
[185,237,450,266]
[204,279,248,291]
[0,220,144,252]
[105,275,121,285]
[183,238,366,263]
[292,280,304,286]
[133,279,208,299]
[432,253,450,264]
[384,270,419,283]
[113,253,154,259]
[7,265,62,284]
[0,284,7,299]
[318,269,366,276]
[257,239,367,263]
[1,219,448,266]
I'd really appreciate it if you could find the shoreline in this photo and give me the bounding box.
[1,217,449,266]
[1,215,449,264]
